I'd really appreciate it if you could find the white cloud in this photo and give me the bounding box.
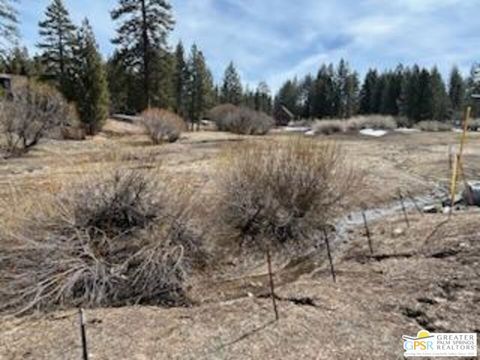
[18,0,480,91]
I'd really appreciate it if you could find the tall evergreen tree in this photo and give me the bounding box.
[430,67,449,121]
[72,19,109,135]
[466,64,480,116]
[359,69,378,114]
[38,0,76,98]
[221,61,243,105]
[3,46,33,75]
[0,0,18,55]
[312,64,336,118]
[255,81,272,114]
[186,44,214,127]
[298,74,314,119]
[274,78,301,118]
[173,41,187,116]
[111,0,174,109]
[107,51,140,114]
[150,48,175,109]
[448,66,465,116]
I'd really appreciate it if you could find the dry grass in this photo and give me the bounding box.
[415,120,452,132]
[141,108,187,144]
[0,169,204,315]
[214,137,358,253]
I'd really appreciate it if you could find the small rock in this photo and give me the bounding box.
[392,228,405,237]
[423,205,438,214]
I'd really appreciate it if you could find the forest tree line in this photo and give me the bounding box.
[1,0,479,133]
[274,60,480,125]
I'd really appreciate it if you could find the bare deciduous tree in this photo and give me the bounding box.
[0,83,73,157]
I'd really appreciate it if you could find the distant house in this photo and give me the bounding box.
[0,73,28,94]
[274,104,295,126]
[0,73,13,93]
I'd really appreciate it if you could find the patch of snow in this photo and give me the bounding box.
[359,128,387,137]
[395,128,421,133]
[305,130,315,136]
[452,128,463,133]
[282,126,311,133]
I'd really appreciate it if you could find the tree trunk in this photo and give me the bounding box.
[141,0,150,109]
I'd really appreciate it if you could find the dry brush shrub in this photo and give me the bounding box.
[207,103,238,123]
[346,115,397,131]
[0,82,76,158]
[468,119,480,131]
[215,137,358,253]
[312,119,345,135]
[312,116,397,136]
[211,105,274,135]
[0,170,204,315]
[141,108,187,144]
[415,120,452,132]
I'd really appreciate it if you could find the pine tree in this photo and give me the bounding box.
[38,0,76,98]
[312,64,336,118]
[0,0,19,55]
[107,51,140,114]
[73,19,109,135]
[186,44,214,127]
[173,41,187,116]
[345,71,359,118]
[111,0,174,109]
[150,48,175,109]
[416,68,434,121]
[255,81,272,114]
[221,61,243,105]
[335,59,349,118]
[466,64,480,116]
[448,66,465,116]
[274,78,301,118]
[4,46,33,75]
[359,69,378,114]
[298,75,314,119]
[430,67,449,121]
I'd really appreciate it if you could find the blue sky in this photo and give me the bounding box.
[18,0,480,91]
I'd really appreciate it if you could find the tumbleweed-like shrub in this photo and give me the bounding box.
[207,104,239,124]
[215,137,358,252]
[218,107,274,135]
[0,82,75,157]
[346,115,397,131]
[415,120,451,132]
[141,108,187,144]
[0,170,203,315]
[312,119,345,135]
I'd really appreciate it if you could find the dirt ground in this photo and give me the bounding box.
[1,121,479,359]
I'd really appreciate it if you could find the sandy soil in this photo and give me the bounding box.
[1,121,479,359]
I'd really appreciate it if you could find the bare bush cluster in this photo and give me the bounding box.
[312,116,397,135]
[141,108,187,144]
[415,120,452,132]
[467,119,480,131]
[0,83,76,157]
[210,104,274,135]
[0,170,203,315]
[207,104,238,123]
[312,120,345,135]
[215,137,358,252]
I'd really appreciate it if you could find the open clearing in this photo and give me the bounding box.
[1,121,480,359]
